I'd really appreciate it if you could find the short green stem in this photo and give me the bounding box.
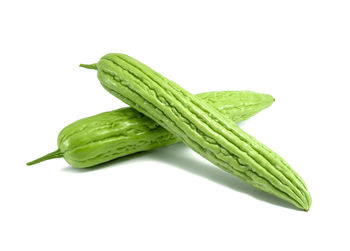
[26,149,63,166]
[79,63,97,70]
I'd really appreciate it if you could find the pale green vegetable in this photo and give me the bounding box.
[27,91,274,168]
[84,53,311,211]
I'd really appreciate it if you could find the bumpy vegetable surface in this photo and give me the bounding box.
[27,91,274,168]
[88,53,311,211]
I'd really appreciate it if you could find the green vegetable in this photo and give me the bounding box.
[27,91,274,168]
[85,53,311,211]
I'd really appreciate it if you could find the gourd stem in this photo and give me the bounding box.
[79,63,97,70]
[26,149,63,166]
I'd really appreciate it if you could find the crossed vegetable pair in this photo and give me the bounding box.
[28,53,311,211]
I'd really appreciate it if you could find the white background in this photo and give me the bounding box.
[1,1,349,250]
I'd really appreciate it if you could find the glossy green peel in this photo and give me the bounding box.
[88,53,311,211]
[27,91,274,168]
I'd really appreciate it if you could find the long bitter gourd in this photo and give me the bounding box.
[85,53,311,211]
[27,91,274,168]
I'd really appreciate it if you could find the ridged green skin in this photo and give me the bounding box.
[27,91,274,168]
[93,53,312,211]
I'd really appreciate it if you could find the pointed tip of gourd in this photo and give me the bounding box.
[79,63,97,70]
[303,191,312,212]
[257,92,275,105]
[303,205,310,212]
[295,188,311,212]
[267,94,275,103]
[259,93,275,109]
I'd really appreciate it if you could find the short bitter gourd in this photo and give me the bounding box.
[86,53,311,211]
[27,91,274,168]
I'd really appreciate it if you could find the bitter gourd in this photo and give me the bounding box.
[85,53,311,211]
[27,91,274,168]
